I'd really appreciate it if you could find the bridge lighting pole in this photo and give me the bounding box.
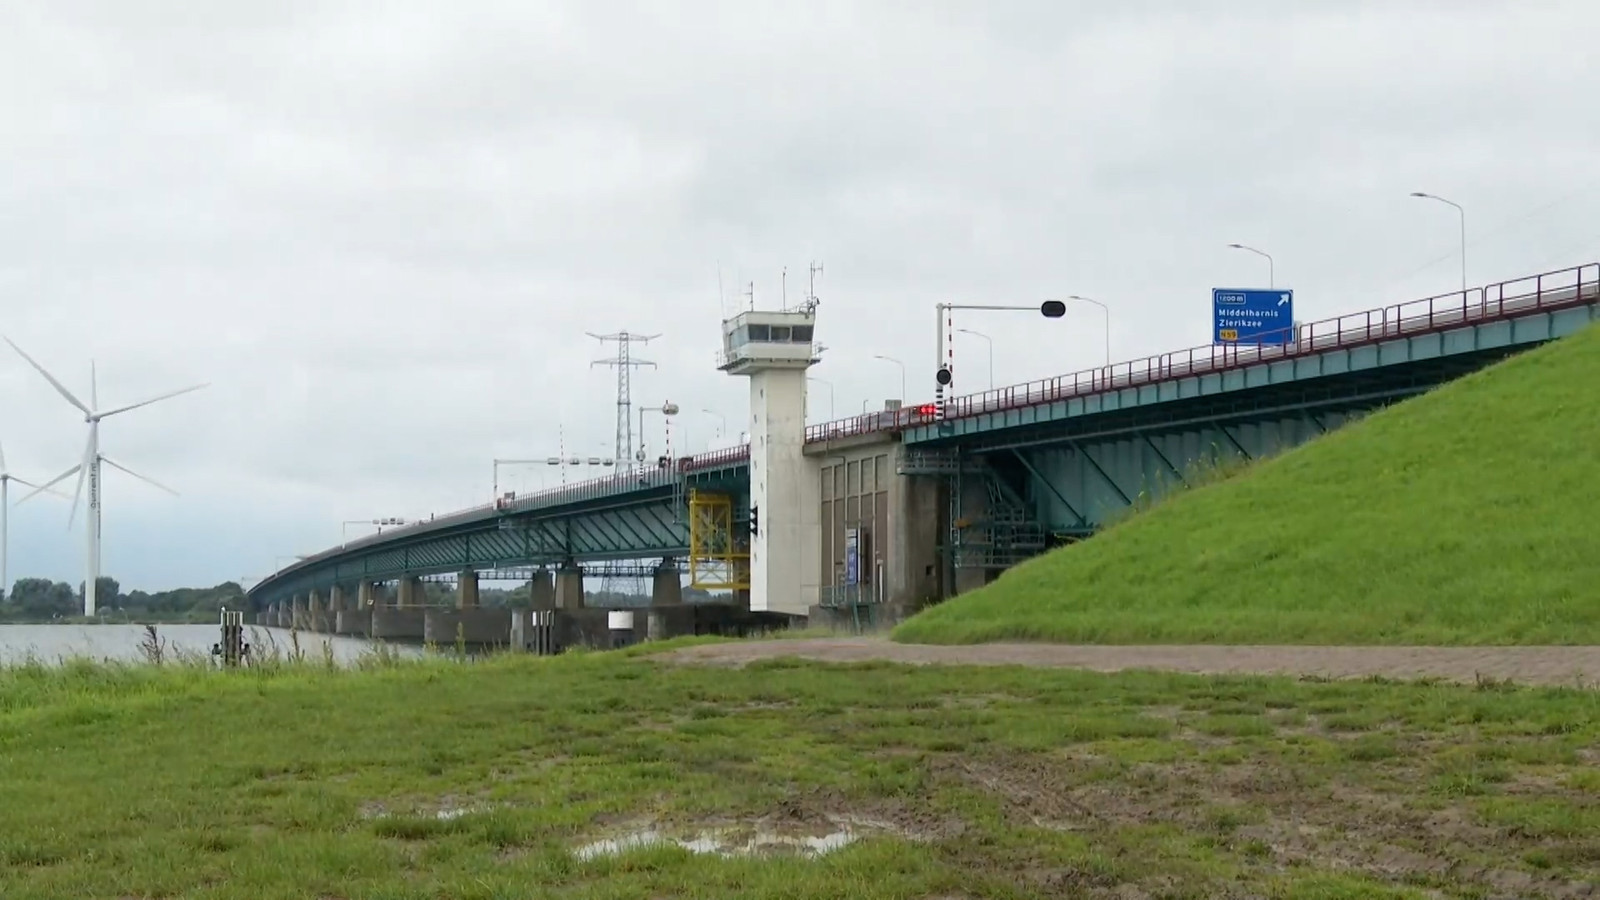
[871,354,906,402]
[1409,192,1466,292]
[933,301,1066,417]
[636,401,679,462]
[1063,295,1112,367]
[954,328,993,390]
[700,408,726,439]
[1226,243,1274,289]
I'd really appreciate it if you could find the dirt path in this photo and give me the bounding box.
[661,636,1600,688]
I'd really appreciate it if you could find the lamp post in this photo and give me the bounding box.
[954,328,993,389]
[1062,296,1112,367]
[933,301,1066,402]
[1409,192,1467,292]
[871,354,906,402]
[636,401,679,462]
[807,376,834,421]
[1226,243,1274,288]
[700,408,725,439]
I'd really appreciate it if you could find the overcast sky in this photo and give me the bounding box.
[3,0,1596,593]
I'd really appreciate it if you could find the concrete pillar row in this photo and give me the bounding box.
[328,585,347,613]
[457,571,480,609]
[358,580,378,609]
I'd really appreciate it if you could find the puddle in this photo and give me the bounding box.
[360,800,493,821]
[573,821,869,861]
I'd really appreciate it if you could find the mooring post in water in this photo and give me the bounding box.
[212,608,249,667]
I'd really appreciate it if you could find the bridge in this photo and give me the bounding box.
[248,263,1599,642]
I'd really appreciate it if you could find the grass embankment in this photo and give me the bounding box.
[2,645,1598,898]
[894,321,1600,646]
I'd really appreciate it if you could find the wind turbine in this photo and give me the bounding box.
[0,440,68,597]
[5,338,208,616]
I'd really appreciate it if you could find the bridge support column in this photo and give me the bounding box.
[647,560,690,641]
[555,565,584,610]
[328,585,346,613]
[528,569,556,611]
[396,576,423,607]
[456,571,479,609]
[291,595,309,629]
[358,580,378,609]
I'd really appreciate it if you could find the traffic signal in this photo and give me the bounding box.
[749,505,759,536]
[1041,300,1066,317]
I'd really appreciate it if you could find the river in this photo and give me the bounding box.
[0,623,425,666]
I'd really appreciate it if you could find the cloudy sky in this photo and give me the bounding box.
[2,0,1596,593]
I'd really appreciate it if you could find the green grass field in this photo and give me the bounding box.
[2,643,1598,898]
[893,321,1600,647]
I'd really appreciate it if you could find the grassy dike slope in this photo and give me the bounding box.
[894,321,1600,646]
[2,648,1599,898]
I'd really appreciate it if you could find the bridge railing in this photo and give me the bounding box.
[933,262,1598,423]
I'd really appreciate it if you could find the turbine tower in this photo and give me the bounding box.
[5,338,208,616]
[0,440,66,598]
[588,331,659,465]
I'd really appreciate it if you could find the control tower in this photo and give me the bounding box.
[717,303,822,617]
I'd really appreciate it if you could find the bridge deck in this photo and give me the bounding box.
[250,263,1596,605]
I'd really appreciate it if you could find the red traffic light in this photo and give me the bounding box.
[915,403,938,416]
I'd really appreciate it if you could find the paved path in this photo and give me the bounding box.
[662,637,1600,688]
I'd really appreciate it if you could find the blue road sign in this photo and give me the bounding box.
[1212,288,1294,345]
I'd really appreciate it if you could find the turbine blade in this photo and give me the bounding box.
[67,434,92,530]
[91,360,99,411]
[16,464,80,506]
[100,456,179,496]
[96,382,210,419]
[3,337,91,415]
[0,439,7,473]
[7,477,70,500]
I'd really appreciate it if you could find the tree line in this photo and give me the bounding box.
[1,577,247,623]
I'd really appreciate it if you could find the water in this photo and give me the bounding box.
[572,826,861,860]
[0,623,423,666]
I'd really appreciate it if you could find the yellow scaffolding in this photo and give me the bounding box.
[687,489,749,590]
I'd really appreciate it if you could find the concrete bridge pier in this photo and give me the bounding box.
[528,569,556,611]
[291,595,310,630]
[396,575,423,607]
[423,571,509,646]
[358,580,378,609]
[456,571,479,608]
[555,564,584,610]
[647,560,691,640]
[372,576,426,640]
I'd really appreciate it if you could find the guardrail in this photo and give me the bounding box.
[254,263,1596,593]
[804,262,1598,437]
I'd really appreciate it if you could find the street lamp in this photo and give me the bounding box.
[1409,192,1467,292]
[1226,243,1274,288]
[933,301,1066,399]
[701,408,726,438]
[636,401,680,462]
[1062,296,1112,367]
[871,354,906,402]
[954,328,993,390]
[807,376,834,421]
